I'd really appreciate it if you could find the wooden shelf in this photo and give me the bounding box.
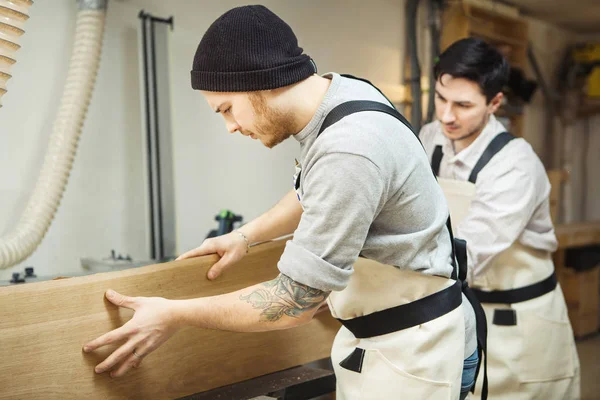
[469,28,527,48]
[466,5,527,38]
[553,221,600,338]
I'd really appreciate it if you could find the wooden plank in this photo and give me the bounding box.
[0,239,341,400]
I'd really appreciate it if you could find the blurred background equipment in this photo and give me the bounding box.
[206,209,244,239]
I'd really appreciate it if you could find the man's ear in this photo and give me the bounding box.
[488,92,503,114]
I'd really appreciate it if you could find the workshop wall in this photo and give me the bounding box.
[0,0,407,280]
[522,18,573,164]
[564,115,600,222]
[523,20,600,223]
[584,116,600,220]
[0,1,148,281]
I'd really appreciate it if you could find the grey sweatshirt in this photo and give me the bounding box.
[278,73,477,357]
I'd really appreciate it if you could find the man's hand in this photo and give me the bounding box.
[82,290,182,378]
[176,231,248,280]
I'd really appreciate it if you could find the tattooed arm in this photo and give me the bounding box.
[83,274,329,377]
[175,273,330,331]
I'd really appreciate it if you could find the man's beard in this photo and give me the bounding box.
[248,92,297,148]
[446,113,489,142]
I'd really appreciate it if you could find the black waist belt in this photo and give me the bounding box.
[338,279,462,339]
[471,271,557,304]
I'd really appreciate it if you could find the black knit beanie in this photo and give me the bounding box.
[190,5,317,92]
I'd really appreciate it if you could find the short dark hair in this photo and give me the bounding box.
[434,38,510,103]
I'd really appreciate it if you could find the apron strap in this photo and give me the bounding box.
[431,145,443,176]
[472,271,557,304]
[468,131,515,183]
[317,100,412,137]
[429,131,515,184]
[338,279,462,338]
[454,237,468,282]
[462,282,489,399]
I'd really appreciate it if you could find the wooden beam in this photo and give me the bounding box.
[0,239,341,400]
[555,221,600,248]
[462,0,520,19]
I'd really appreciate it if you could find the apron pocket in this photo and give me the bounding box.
[359,349,453,399]
[517,310,575,382]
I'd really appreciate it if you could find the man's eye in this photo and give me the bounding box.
[223,107,231,114]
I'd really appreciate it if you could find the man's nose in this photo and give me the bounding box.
[226,120,241,134]
[440,104,456,124]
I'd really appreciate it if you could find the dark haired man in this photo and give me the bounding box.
[420,38,580,399]
[84,6,481,399]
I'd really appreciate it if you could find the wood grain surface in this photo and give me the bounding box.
[0,239,341,399]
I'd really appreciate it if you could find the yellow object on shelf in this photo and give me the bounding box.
[573,43,600,98]
[573,43,600,63]
[586,68,600,98]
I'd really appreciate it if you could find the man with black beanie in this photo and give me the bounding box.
[85,6,479,399]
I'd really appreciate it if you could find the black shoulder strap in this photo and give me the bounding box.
[431,145,443,177]
[318,100,413,137]
[318,74,412,136]
[341,73,392,102]
[468,131,515,183]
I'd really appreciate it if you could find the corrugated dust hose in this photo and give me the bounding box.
[0,0,108,268]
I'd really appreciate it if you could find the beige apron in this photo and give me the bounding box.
[438,177,581,400]
[328,258,466,399]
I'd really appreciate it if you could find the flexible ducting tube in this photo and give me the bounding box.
[0,0,108,268]
[0,0,33,108]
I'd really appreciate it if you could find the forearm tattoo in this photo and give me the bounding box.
[240,274,329,322]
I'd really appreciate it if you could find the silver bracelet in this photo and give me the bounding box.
[235,230,250,253]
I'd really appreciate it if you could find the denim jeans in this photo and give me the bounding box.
[460,350,479,400]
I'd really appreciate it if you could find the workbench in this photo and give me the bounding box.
[554,221,600,338]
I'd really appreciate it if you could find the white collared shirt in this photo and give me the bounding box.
[419,115,558,281]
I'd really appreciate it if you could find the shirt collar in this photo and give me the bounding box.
[434,114,505,170]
